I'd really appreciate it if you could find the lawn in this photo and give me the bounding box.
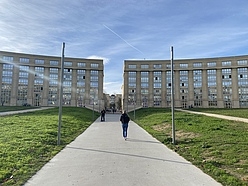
[0,107,100,186]
[130,108,248,186]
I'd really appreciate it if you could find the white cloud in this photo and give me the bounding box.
[1,0,248,94]
[87,55,110,65]
[103,81,123,94]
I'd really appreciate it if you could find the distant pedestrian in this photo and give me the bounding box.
[120,110,130,140]
[101,109,106,121]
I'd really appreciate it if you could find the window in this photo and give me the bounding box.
[50,68,58,73]
[78,62,86,67]
[3,64,13,70]
[141,64,149,69]
[35,59,45,65]
[141,71,148,76]
[19,79,28,85]
[193,62,202,68]
[77,69,85,74]
[128,71,136,76]
[237,60,247,65]
[141,89,148,94]
[141,72,149,86]
[64,62,72,66]
[63,81,72,86]
[20,57,29,63]
[50,74,58,79]
[154,83,161,88]
[91,63,99,68]
[3,56,13,62]
[141,83,148,88]
[154,64,162,69]
[207,62,216,67]
[2,77,12,84]
[50,60,59,66]
[35,67,44,73]
[49,68,58,85]
[19,66,29,72]
[90,70,98,75]
[34,79,43,85]
[222,61,231,66]
[141,77,148,82]
[91,76,98,81]
[19,72,29,78]
[153,71,161,82]
[194,70,202,88]
[129,77,136,82]
[90,82,98,87]
[180,63,188,68]
[3,71,13,76]
[128,64,136,69]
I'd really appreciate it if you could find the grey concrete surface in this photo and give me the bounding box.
[0,107,52,116]
[177,109,248,123]
[24,113,222,186]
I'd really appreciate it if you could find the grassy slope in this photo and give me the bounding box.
[0,107,100,186]
[130,108,248,186]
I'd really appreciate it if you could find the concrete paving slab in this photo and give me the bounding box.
[177,109,248,123]
[0,107,52,116]
[24,113,222,186]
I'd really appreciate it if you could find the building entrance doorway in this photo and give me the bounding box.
[34,93,41,106]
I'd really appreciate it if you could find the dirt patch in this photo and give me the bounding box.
[176,130,199,139]
[152,123,171,132]
[152,124,199,140]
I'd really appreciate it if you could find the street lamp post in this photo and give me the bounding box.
[133,93,136,119]
[57,42,65,145]
[171,46,176,145]
[92,88,96,121]
[92,97,94,120]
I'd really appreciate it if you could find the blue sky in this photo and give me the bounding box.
[1,0,248,94]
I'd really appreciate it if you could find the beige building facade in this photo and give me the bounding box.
[0,51,104,108]
[123,55,248,110]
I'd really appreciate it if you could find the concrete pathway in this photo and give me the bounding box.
[177,109,248,123]
[0,107,52,116]
[24,113,222,186]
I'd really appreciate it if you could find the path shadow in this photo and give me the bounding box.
[67,146,192,165]
[126,138,162,144]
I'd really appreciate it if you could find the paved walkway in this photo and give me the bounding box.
[0,107,52,116]
[177,109,248,123]
[24,113,222,186]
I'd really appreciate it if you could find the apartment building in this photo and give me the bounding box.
[0,51,104,107]
[123,55,248,110]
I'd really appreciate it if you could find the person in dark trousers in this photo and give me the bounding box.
[101,109,106,121]
[120,110,130,140]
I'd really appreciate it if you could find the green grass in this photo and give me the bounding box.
[130,108,248,186]
[0,107,100,186]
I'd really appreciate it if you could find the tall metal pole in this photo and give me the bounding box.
[171,46,176,144]
[133,93,136,119]
[58,42,65,145]
[92,98,94,120]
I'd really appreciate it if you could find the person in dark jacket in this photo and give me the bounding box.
[120,110,130,140]
[101,109,106,121]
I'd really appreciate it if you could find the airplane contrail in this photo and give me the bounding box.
[103,24,144,56]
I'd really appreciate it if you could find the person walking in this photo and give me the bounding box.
[101,109,106,121]
[120,110,130,140]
